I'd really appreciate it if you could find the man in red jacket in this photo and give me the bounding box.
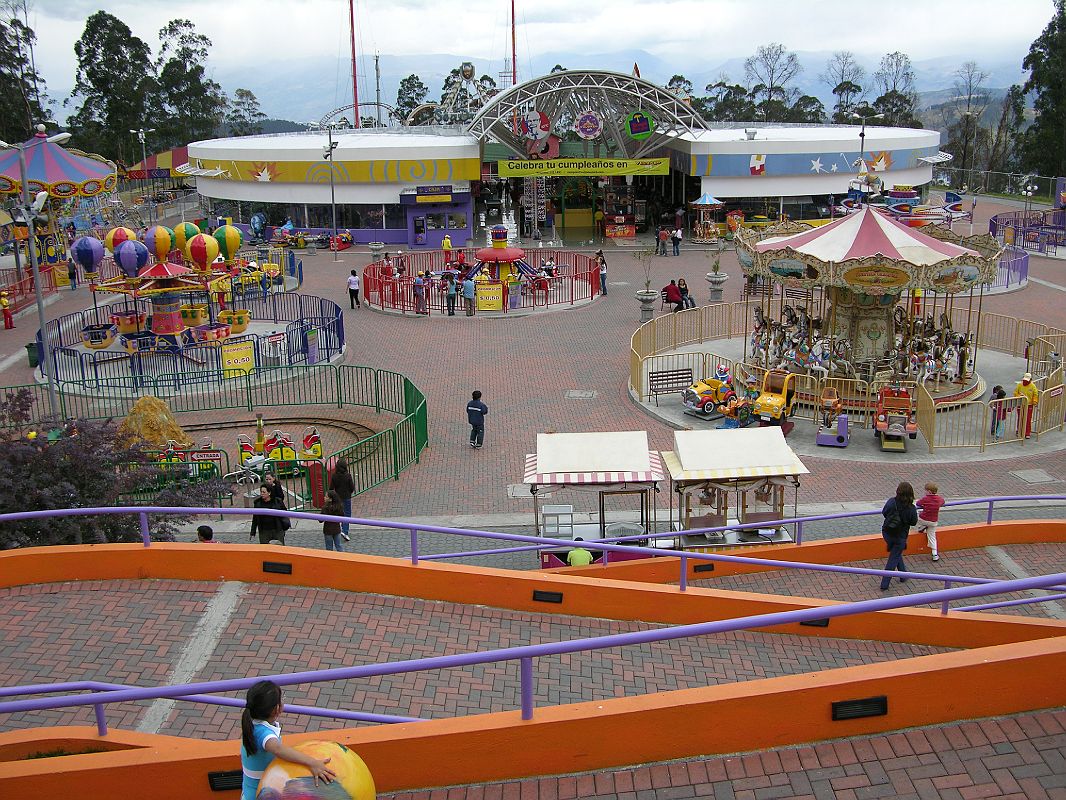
[662,280,684,312]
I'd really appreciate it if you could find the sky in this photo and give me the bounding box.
[23,0,1055,97]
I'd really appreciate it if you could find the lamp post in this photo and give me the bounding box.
[850,111,885,161]
[850,112,884,206]
[322,126,339,262]
[130,128,155,223]
[1023,182,1038,216]
[0,124,71,418]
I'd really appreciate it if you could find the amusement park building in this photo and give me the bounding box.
[186,73,945,248]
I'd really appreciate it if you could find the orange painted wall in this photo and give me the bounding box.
[0,540,1063,651]
[1,638,1063,798]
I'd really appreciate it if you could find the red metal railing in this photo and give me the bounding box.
[0,264,57,314]
[362,249,599,316]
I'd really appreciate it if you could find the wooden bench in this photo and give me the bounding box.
[647,368,693,405]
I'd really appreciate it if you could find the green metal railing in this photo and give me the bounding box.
[0,364,430,501]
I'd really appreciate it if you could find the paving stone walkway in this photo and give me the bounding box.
[382,708,1066,800]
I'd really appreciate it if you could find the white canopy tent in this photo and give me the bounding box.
[661,428,808,546]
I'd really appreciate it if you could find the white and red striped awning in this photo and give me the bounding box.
[755,206,978,266]
[523,450,665,485]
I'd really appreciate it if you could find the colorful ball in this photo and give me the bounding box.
[186,233,220,271]
[173,222,201,254]
[256,741,375,800]
[213,224,243,261]
[113,239,150,278]
[144,225,174,263]
[104,227,137,253]
[70,236,105,274]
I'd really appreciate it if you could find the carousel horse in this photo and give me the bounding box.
[893,306,907,335]
[795,305,811,340]
[781,305,798,329]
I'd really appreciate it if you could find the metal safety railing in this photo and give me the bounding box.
[0,499,1063,731]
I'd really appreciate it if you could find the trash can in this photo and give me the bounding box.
[25,342,38,368]
[305,242,317,256]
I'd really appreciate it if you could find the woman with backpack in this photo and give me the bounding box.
[879,481,918,590]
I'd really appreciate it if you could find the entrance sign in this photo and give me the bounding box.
[498,158,669,177]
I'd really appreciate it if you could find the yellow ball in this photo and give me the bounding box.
[256,740,375,800]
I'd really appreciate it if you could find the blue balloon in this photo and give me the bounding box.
[113,239,150,278]
[71,236,105,274]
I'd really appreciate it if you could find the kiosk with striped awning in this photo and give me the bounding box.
[523,432,665,554]
[662,428,807,548]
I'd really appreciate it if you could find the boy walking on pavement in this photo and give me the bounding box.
[916,482,946,561]
[466,390,488,449]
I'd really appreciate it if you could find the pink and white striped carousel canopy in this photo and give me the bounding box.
[754,207,979,266]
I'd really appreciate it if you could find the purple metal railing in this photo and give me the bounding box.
[0,569,1063,731]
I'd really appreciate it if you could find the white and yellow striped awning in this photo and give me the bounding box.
[663,428,808,482]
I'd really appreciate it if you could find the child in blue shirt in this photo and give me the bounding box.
[240,680,336,800]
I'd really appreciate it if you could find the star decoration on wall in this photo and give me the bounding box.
[810,158,824,173]
[830,164,839,172]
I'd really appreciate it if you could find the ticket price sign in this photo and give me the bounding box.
[475,282,504,311]
[305,327,319,365]
[222,339,256,377]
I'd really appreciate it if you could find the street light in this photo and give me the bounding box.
[0,123,71,418]
[1023,182,1039,216]
[322,126,339,262]
[130,128,156,223]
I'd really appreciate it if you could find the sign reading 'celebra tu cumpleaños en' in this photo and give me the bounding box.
[497,158,670,177]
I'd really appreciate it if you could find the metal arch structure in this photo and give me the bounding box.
[319,101,402,129]
[466,70,710,159]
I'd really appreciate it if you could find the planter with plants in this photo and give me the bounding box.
[705,242,729,304]
[632,246,658,323]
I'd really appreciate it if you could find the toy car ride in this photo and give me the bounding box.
[682,365,736,420]
[815,386,850,447]
[753,369,797,425]
[874,384,918,452]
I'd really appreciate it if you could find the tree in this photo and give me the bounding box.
[394,73,428,121]
[821,51,865,123]
[870,51,920,127]
[0,14,50,143]
[0,390,222,549]
[477,74,498,98]
[666,74,693,98]
[986,85,1025,174]
[225,88,266,136]
[744,43,801,109]
[550,64,566,74]
[703,80,756,122]
[871,90,922,128]
[788,95,826,124]
[155,19,225,148]
[68,11,158,163]
[942,62,991,173]
[1022,0,1066,176]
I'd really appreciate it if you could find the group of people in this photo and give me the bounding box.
[879,480,946,590]
[661,278,696,312]
[248,459,357,551]
[655,225,683,256]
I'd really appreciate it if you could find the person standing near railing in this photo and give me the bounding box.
[328,458,356,541]
[915,482,946,562]
[1014,372,1039,439]
[879,481,918,591]
[1,292,13,329]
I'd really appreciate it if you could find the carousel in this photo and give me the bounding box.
[690,193,724,244]
[0,124,117,280]
[735,207,1002,401]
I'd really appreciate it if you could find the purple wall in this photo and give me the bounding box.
[407,197,475,249]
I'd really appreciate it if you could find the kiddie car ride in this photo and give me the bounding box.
[815,386,850,447]
[753,369,797,425]
[874,384,918,452]
[682,365,736,419]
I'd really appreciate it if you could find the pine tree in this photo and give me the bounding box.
[155,19,226,148]
[225,88,266,137]
[0,14,50,143]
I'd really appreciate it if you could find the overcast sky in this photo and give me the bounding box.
[25,0,1053,95]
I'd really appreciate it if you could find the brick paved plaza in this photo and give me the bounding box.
[0,197,1064,797]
